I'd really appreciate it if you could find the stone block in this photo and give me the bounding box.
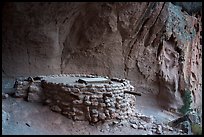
[103,92,113,97]
[104,99,111,103]
[73,108,83,115]
[27,92,43,102]
[91,113,99,118]
[92,102,99,106]
[99,103,106,107]
[84,95,90,101]
[85,106,90,112]
[14,89,28,98]
[73,115,85,121]
[106,103,111,107]
[73,100,83,105]
[61,101,70,106]
[98,112,106,120]
[84,101,92,105]
[91,109,98,114]
[72,88,80,93]
[50,105,62,112]
[29,84,42,93]
[116,97,123,102]
[69,111,76,116]
[91,117,98,123]
[62,111,69,115]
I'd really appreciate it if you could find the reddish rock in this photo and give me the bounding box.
[2,2,202,112]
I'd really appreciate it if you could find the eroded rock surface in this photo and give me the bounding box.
[2,2,202,114]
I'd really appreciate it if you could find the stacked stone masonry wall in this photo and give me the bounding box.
[41,74,136,123]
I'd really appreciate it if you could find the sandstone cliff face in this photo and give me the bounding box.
[2,2,202,112]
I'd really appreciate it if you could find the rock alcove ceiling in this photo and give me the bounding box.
[2,2,202,135]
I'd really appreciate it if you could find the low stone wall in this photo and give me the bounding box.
[41,74,136,123]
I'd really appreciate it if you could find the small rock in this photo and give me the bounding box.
[163,125,173,131]
[61,101,70,106]
[106,103,112,107]
[91,109,98,114]
[99,103,106,107]
[73,115,85,121]
[27,92,42,102]
[129,119,137,124]
[178,129,183,133]
[151,128,157,133]
[113,120,119,124]
[108,108,116,114]
[116,115,125,120]
[139,115,153,123]
[138,124,145,130]
[131,124,138,129]
[73,108,83,115]
[44,99,52,104]
[110,112,117,118]
[124,115,128,119]
[92,117,98,123]
[92,101,99,106]
[98,113,106,121]
[135,112,143,117]
[178,121,192,134]
[152,124,157,129]
[168,126,173,131]
[84,101,92,105]
[14,89,28,98]
[50,105,62,112]
[91,113,99,118]
[156,125,163,134]
[104,92,113,97]
[29,84,41,93]
[104,99,111,103]
[72,100,83,104]
[83,95,90,101]
[146,131,153,135]
[140,120,147,125]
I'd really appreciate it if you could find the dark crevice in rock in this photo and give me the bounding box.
[157,43,163,59]
[144,2,166,47]
[60,42,65,74]
[26,48,31,75]
[135,60,146,80]
[129,2,156,50]
[115,5,126,78]
[151,23,166,48]
[131,2,156,39]
[137,17,150,37]
[62,17,68,24]
[124,3,157,78]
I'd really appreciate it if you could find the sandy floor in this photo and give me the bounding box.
[2,90,184,135]
[2,77,185,135]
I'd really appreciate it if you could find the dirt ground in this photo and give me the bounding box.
[2,85,187,135]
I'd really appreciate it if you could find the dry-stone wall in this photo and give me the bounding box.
[41,74,136,123]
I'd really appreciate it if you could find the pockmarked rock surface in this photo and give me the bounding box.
[2,2,202,122]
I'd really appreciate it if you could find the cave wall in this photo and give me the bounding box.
[2,2,202,111]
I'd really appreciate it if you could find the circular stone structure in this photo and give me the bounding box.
[41,74,136,123]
